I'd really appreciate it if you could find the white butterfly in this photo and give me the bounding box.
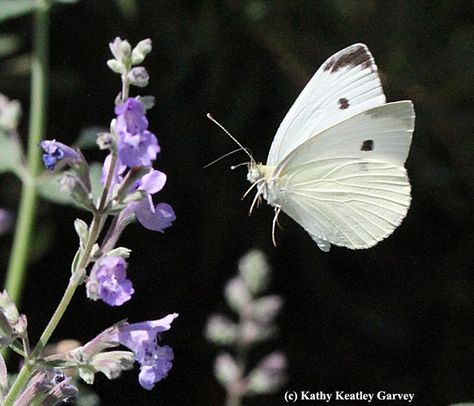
[214,44,415,252]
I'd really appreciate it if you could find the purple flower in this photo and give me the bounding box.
[40,140,80,170]
[124,168,175,232]
[115,98,160,167]
[95,256,134,306]
[115,98,148,134]
[112,313,178,390]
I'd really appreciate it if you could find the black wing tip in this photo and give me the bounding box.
[323,43,376,74]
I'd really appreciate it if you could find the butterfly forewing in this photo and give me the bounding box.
[267,43,386,166]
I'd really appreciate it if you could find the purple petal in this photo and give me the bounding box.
[138,170,166,195]
[95,256,134,307]
[135,201,175,232]
[117,130,160,167]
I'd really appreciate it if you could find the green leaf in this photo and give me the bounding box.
[36,162,104,208]
[74,219,89,249]
[89,162,104,202]
[36,171,77,206]
[0,131,23,175]
[0,0,37,23]
[73,126,105,150]
[0,34,22,58]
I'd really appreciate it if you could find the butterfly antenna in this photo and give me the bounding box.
[230,162,249,170]
[207,113,254,163]
[203,148,247,169]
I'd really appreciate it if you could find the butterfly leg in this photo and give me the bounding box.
[272,206,282,247]
[249,182,265,216]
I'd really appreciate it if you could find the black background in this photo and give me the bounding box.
[0,1,473,405]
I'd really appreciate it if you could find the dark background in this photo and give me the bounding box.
[0,1,473,405]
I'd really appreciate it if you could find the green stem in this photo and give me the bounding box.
[4,0,50,307]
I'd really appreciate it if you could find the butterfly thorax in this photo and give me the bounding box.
[247,163,283,207]
[247,162,276,183]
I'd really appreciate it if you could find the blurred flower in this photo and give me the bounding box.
[205,314,238,345]
[0,209,12,236]
[87,256,134,306]
[111,313,178,390]
[205,249,287,403]
[224,276,252,312]
[40,140,80,171]
[0,93,21,132]
[238,250,269,294]
[214,352,241,387]
[247,352,287,394]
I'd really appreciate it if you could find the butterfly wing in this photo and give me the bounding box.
[273,101,415,251]
[267,43,386,166]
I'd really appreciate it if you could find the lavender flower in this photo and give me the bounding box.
[115,98,159,167]
[40,139,80,171]
[87,256,134,306]
[111,313,178,390]
[101,155,176,233]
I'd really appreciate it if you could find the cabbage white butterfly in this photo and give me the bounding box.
[214,44,415,252]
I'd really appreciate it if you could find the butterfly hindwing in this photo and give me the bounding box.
[274,101,415,250]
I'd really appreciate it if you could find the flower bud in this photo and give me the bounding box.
[119,40,132,59]
[131,39,152,65]
[205,314,238,345]
[0,290,20,326]
[128,67,149,88]
[238,249,270,294]
[60,173,93,210]
[224,276,252,312]
[107,59,124,74]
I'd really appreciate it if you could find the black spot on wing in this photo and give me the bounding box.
[361,139,374,151]
[323,44,374,73]
[338,97,349,109]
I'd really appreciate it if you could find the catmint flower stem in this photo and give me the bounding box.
[5,149,119,406]
[4,0,51,310]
